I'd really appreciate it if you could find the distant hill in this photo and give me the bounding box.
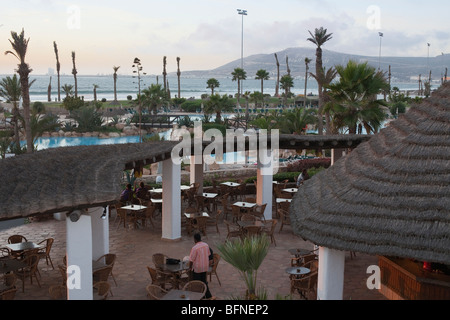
[178,47,450,82]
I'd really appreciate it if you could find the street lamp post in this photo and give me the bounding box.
[237,9,247,97]
[378,32,383,71]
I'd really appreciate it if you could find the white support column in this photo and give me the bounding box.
[90,207,109,260]
[162,158,182,241]
[317,246,346,300]
[190,155,204,194]
[66,211,93,300]
[256,150,273,221]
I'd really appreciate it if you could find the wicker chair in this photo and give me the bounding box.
[183,280,207,296]
[207,209,222,234]
[95,253,117,286]
[152,253,168,270]
[278,209,291,233]
[48,285,66,300]
[243,225,262,237]
[191,216,209,236]
[146,284,168,300]
[92,266,113,296]
[240,214,257,222]
[14,254,41,293]
[0,287,17,300]
[224,220,242,240]
[93,281,111,300]
[37,238,54,270]
[219,195,232,220]
[290,269,318,300]
[262,219,278,246]
[8,234,27,244]
[147,266,174,290]
[207,253,221,286]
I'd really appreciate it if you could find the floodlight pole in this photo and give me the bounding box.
[237,9,247,97]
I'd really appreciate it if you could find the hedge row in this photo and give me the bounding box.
[286,158,332,172]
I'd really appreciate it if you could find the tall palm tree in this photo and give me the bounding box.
[176,57,181,98]
[47,76,52,102]
[310,67,337,134]
[274,53,280,97]
[112,66,120,104]
[0,74,21,149]
[304,57,312,107]
[206,78,220,96]
[326,60,389,134]
[53,41,61,102]
[255,69,269,96]
[231,68,247,106]
[280,107,317,135]
[71,51,78,98]
[307,27,333,135]
[162,56,167,93]
[204,94,234,124]
[5,29,33,153]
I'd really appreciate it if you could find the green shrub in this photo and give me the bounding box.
[286,158,331,172]
[180,100,202,113]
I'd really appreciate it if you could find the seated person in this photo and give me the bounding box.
[135,181,149,200]
[296,169,310,187]
[120,183,134,203]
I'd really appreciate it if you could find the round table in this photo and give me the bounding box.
[285,267,310,277]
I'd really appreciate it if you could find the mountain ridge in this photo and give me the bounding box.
[176,47,450,82]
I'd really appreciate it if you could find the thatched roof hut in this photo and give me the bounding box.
[0,141,178,221]
[290,82,450,265]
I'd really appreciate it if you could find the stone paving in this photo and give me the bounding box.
[1,210,387,301]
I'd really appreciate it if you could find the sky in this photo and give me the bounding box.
[1,0,449,76]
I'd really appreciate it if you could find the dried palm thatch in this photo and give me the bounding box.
[290,82,450,265]
[0,141,178,221]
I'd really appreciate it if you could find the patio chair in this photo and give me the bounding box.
[146,284,168,300]
[224,220,242,240]
[278,209,291,233]
[143,204,156,228]
[240,214,256,222]
[191,216,209,236]
[207,209,222,234]
[183,280,207,296]
[207,253,221,286]
[115,208,128,230]
[219,195,232,220]
[251,203,267,221]
[152,253,168,270]
[147,266,173,290]
[37,237,54,270]
[92,266,113,296]
[231,205,242,223]
[195,194,210,213]
[262,219,278,246]
[14,254,41,293]
[93,281,111,300]
[290,269,318,300]
[8,234,27,244]
[0,287,17,300]
[48,285,66,300]
[243,225,262,237]
[95,253,117,286]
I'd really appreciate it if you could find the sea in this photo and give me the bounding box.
[0,74,422,102]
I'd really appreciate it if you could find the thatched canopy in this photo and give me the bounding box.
[0,141,178,221]
[290,83,450,265]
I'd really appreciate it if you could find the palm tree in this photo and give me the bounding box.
[231,68,247,106]
[71,51,78,98]
[279,107,317,135]
[162,56,167,92]
[274,53,280,97]
[53,41,61,102]
[5,28,34,153]
[307,27,333,135]
[206,78,220,96]
[217,235,270,299]
[204,94,234,124]
[304,57,312,107]
[112,66,120,104]
[176,57,181,98]
[326,60,389,134]
[140,83,169,115]
[255,69,270,96]
[0,74,21,149]
[62,84,74,98]
[47,76,52,102]
[93,84,99,101]
[310,67,338,134]
[280,74,294,107]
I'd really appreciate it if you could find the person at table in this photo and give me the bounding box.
[120,183,134,204]
[135,181,150,200]
[188,233,212,299]
[296,169,310,187]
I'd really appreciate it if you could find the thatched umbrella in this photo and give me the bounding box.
[290,82,450,265]
[0,141,178,221]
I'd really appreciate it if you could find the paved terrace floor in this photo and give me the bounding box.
[2,209,387,301]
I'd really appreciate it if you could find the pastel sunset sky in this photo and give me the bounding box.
[1,0,449,75]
